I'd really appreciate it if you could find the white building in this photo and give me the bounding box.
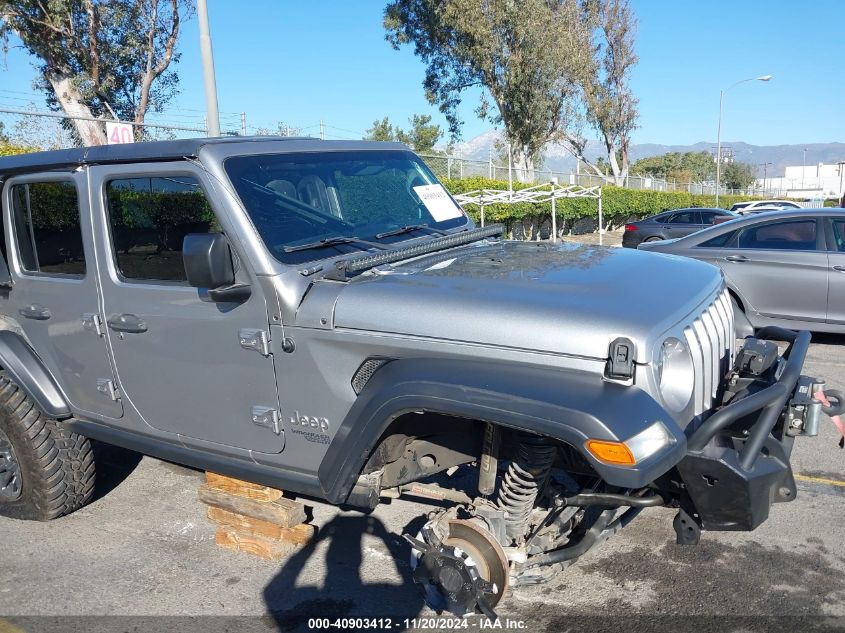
[759,162,845,200]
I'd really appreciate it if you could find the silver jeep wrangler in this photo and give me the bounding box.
[0,137,827,617]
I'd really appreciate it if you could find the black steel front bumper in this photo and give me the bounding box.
[675,326,811,531]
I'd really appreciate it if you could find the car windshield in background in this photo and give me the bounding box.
[224,150,470,264]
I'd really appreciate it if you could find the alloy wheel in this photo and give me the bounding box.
[0,428,22,502]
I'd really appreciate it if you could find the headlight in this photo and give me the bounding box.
[657,337,694,412]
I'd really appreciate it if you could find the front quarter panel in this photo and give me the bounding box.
[317,358,687,504]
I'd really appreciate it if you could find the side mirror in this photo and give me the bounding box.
[183,233,251,302]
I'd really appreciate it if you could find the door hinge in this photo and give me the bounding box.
[239,328,271,356]
[82,313,104,337]
[251,406,281,435]
[96,379,120,401]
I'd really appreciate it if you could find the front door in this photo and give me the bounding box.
[2,173,123,418]
[725,217,828,323]
[88,163,285,453]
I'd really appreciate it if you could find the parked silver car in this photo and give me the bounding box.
[639,209,845,332]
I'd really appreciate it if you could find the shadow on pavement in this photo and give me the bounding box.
[808,332,845,347]
[89,440,143,503]
[263,513,426,632]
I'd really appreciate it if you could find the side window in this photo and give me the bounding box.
[668,211,697,224]
[105,176,217,282]
[699,211,719,224]
[832,220,845,252]
[737,220,817,251]
[9,181,86,276]
[699,230,736,248]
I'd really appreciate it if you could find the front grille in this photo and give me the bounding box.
[682,288,735,416]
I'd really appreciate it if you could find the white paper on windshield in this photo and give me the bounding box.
[413,184,464,222]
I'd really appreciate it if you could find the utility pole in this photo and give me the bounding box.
[319,119,325,140]
[197,0,221,137]
[759,162,773,193]
[240,112,247,137]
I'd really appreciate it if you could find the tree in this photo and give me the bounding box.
[631,152,715,183]
[0,0,192,146]
[385,0,593,181]
[395,114,442,153]
[364,114,443,153]
[582,0,638,185]
[364,117,395,142]
[722,161,756,190]
[254,121,302,137]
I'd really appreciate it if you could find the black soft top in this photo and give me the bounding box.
[0,136,408,177]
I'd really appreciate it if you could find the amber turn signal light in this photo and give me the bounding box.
[585,439,636,465]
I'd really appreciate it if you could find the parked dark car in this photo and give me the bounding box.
[638,209,845,333]
[621,208,736,248]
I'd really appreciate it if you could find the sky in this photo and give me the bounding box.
[1,0,844,147]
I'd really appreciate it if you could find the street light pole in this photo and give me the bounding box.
[715,75,772,205]
[197,0,221,137]
[802,148,807,190]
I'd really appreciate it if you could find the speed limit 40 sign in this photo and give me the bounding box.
[106,121,135,144]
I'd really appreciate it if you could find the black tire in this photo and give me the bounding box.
[644,236,663,242]
[0,372,95,520]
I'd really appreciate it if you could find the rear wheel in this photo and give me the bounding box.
[644,236,663,242]
[0,372,95,521]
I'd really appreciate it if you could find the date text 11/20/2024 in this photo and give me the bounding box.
[307,617,527,629]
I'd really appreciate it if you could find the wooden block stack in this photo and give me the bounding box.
[199,472,315,560]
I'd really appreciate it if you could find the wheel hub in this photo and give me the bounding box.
[0,428,22,502]
[407,518,509,618]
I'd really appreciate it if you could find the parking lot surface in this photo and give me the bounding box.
[2,336,845,633]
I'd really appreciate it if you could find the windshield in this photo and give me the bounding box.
[224,150,470,264]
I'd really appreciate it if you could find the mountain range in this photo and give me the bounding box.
[451,129,845,177]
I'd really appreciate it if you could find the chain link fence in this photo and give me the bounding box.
[0,107,767,198]
[0,108,212,152]
[420,153,764,197]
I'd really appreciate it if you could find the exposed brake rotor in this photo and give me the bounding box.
[406,518,509,619]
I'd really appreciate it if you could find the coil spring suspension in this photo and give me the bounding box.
[497,434,558,541]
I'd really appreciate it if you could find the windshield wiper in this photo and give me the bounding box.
[375,224,451,240]
[283,236,389,254]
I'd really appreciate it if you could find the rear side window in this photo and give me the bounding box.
[699,230,736,248]
[105,176,217,282]
[9,181,86,276]
[737,220,817,251]
[667,211,698,224]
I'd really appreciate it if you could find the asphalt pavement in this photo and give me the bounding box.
[1,313,845,633]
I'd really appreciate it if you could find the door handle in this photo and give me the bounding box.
[725,255,749,262]
[834,266,845,272]
[107,313,148,334]
[18,304,52,320]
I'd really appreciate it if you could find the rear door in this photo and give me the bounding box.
[88,162,285,453]
[825,217,845,325]
[665,210,702,239]
[723,217,828,323]
[2,173,122,418]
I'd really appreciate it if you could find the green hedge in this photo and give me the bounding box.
[441,176,763,227]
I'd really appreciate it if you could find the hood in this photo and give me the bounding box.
[323,240,723,363]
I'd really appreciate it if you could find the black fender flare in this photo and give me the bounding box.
[0,330,70,418]
[318,358,687,504]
